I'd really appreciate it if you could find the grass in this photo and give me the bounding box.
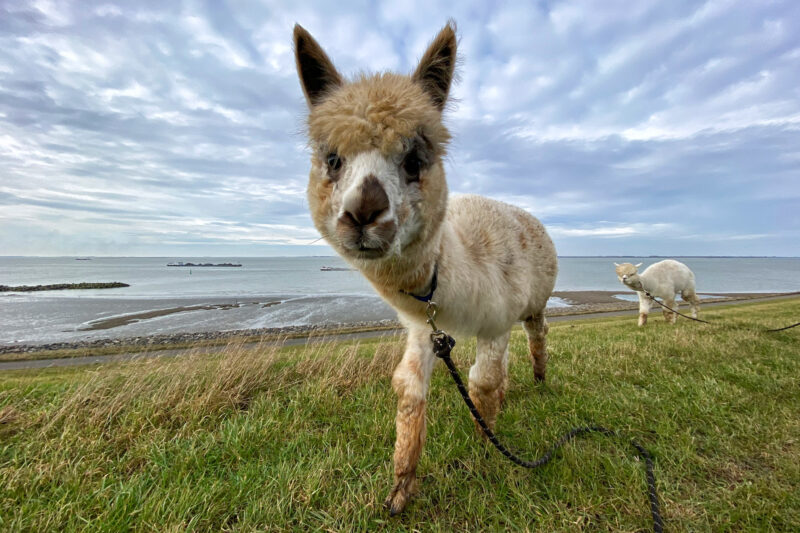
[1,297,798,531]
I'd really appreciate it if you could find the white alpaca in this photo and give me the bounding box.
[294,22,558,514]
[615,259,700,326]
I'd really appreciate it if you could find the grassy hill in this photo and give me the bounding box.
[1,298,799,531]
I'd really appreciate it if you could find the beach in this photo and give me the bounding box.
[3,289,795,356]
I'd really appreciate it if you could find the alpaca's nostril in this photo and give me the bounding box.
[340,210,360,228]
[341,207,386,229]
[346,205,385,227]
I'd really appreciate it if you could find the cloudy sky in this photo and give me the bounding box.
[1,0,798,257]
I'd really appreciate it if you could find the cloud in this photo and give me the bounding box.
[1,1,798,256]
[548,223,675,238]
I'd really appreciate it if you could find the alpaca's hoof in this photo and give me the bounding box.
[534,372,546,383]
[384,473,417,515]
[472,417,496,439]
[468,388,500,436]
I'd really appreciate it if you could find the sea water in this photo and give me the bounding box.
[1,256,798,345]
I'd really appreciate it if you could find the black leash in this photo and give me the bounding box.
[765,321,800,332]
[643,291,711,324]
[423,303,664,532]
[643,291,800,331]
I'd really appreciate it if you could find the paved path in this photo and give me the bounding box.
[2,293,797,372]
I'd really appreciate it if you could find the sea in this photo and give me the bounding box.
[1,256,799,346]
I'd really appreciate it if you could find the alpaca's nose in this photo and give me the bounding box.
[341,175,389,227]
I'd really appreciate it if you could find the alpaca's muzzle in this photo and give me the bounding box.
[336,175,397,258]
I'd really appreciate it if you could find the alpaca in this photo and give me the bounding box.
[293,22,558,514]
[614,259,700,326]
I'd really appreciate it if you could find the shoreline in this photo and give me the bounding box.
[2,291,797,357]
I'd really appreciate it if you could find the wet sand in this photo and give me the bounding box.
[80,303,244,330]
[78,301,290,331]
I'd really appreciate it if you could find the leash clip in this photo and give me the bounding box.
[430,330,456,359]
[426,301,456,358]
[425,301,439,332]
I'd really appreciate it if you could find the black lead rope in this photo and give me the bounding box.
[765,321,800,332]
[644,291,711,324]
[431,331,664,533]
[644,291,800,331]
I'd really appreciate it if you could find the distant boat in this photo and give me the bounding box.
[167,262,242,267]
[320,266,354,271]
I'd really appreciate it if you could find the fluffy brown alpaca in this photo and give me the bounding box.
[293,22,558,514]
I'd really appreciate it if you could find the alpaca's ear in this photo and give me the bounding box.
[613,262,620,266]
[635,263,643,268]
[413,21,457,111]
[293,24,343,107]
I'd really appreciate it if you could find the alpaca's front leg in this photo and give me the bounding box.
[637,291,650,326]
[385,326,436,515]
[688,294,700,318]
[663,298,678,324]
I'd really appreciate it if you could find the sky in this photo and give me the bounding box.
[1,0,799,257]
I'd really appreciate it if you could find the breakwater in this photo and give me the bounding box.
[0,282,129,292]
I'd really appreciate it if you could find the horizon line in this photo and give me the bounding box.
[2,255,799,259]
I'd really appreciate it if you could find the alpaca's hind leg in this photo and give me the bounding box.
[468,331,511,434]
[682,289,700,318]
[385,326,436,515]
[523,314,549,381]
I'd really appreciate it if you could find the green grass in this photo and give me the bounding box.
[1,298,799,531]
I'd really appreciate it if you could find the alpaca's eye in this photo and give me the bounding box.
[403,152,421,182]
[326,153,342,172]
